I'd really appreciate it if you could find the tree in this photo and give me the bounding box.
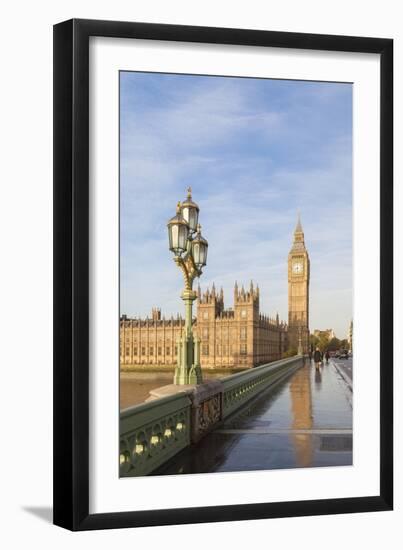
[310,334,319,350]
[327,337,341,351]
[316,333,330,352]
[283,347,298,358]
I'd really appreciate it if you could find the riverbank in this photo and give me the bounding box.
[120,367,248,409]
[120,365,247,375]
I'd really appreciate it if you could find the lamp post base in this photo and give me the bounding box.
[174,364,203,386]
[173,290,203,386]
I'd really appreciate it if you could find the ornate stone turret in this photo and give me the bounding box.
[288,213,310,353]
[233,280,260,330]
[234,280,259,305]
[197,283,224,316]
[151,307,161,321]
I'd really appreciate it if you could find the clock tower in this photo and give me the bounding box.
[288,215,310,353]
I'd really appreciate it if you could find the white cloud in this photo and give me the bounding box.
[120,73,353,337]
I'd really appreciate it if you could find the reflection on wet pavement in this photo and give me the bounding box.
[153,360,352,475]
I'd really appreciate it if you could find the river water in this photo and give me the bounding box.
[120,371,226,409]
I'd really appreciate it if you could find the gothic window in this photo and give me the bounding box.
[133,347,137,356]
[141,346,145,355]
[241,309,247,319]
[202,327,209,339]
[203,311,209,320]
[149,346,154,356]
[202,344,209,356]
[166,347,170,355]
[240,343,247,355]
[175,346,178,355]
[125,347,130,355]
[240,327,247,340]
[158,347,162,356]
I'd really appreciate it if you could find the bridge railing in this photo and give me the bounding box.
[120,392,192,477]
[221,356,303,418]
[120,355,305,477]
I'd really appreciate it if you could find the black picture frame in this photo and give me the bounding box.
[53,18,393,531]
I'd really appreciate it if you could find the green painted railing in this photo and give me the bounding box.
[120,392,192,477]
[120,355,304,476]
[221,356,303,418]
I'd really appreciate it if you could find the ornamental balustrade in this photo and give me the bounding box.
[120,355,304,477]
[120,393,192,477]
[221,356,302,418]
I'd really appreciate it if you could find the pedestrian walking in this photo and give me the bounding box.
[313,347,321,369]
[325,350,330,364]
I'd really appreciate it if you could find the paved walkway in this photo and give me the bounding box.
[332,357,353,391]
[154,360,353,475]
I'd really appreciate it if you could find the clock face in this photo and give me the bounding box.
[292,262,303,274]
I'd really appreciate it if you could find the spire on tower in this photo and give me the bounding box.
[291,211,305,248]
[295,211,303,234]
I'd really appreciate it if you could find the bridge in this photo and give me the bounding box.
[120,356,352,477]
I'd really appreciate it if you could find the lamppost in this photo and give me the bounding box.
[167,188,208,385]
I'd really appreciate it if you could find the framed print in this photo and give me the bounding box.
[53,19,393,530]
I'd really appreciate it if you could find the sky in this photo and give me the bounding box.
[120,71,352,339]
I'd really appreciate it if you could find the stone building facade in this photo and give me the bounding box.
[120,308,184,368]
[196,282,288,368]
[120,217,309,369]
[120,283,288,370]
[288,217,310,353]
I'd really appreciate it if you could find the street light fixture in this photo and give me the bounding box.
[167,202,189,255]
[167,187,208,385]
[180,189,199,233]
[191,225,208,270]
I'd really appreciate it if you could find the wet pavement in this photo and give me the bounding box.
[333,357,353,385]
[153,359,353,475]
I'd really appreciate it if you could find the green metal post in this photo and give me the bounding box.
[174,289,203,385]
[169,191,206,386]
